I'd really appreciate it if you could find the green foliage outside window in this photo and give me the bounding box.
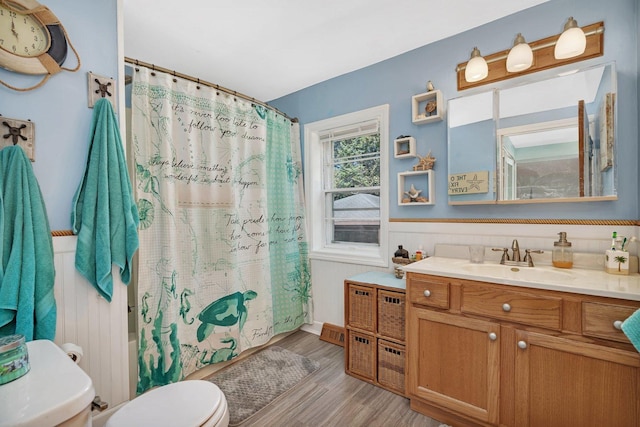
[332,135,380,199]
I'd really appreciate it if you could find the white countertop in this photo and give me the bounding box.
[403,256,640,301]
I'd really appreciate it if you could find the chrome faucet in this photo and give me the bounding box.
[492,240,544,267]
[511,239,521,262]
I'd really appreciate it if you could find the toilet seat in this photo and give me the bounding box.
[107,380,227,427]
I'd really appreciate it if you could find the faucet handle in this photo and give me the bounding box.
[523,249,544,267]
[492,247,510,264]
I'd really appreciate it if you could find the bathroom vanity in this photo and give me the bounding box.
[403,257,640,427]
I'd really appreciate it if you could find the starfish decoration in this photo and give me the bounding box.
[2,121,28,145]
[405,184,422,200]
[467,174,485,191]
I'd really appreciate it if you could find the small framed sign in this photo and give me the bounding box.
[448,171,489,195]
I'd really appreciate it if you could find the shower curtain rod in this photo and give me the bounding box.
[124,57,297,123]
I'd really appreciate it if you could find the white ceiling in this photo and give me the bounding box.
[123,0,548,101]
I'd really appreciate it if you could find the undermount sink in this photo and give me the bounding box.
[460,262,577,283]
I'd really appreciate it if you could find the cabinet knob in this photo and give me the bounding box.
[488,332,497,341]
[502,303,511,312]
[517,340,528,349]
[423,290,431,297]
[613,320,623,330]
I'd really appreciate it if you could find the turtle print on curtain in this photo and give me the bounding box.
[131,66,312,393]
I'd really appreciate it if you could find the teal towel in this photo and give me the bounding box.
[72,98,139,302]
[622,308,640,353]
[0,146,56,341]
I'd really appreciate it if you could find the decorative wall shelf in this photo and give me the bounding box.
[411,90,444,124]
[394,136,416,158]
[398,170,434,206]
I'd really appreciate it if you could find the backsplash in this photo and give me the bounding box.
[431,243,639,274]
[388,222,639,260]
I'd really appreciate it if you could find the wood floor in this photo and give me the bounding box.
[238,330,445,427]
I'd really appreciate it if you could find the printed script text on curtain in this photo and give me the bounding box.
[131,67,312,393]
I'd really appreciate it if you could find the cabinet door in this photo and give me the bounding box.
[514,330,640,427]
[408,309,500,424]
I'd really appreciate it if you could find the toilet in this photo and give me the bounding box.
[106,380,229,427]
[0,338,228,427]
[0,340,95,427]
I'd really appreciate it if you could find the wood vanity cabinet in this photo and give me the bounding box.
[344,272,406,396]
[406,272,640,427]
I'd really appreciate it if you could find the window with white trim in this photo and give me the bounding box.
[304,105,389,266]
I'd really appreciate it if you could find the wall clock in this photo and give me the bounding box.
[0,0,80,90]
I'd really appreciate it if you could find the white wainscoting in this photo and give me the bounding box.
[52,236,130,414]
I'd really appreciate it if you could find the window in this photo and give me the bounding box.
[304,105,389,266]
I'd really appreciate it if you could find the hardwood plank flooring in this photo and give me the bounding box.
[235,330,445,427]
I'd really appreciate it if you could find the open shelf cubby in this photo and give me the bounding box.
[411,90,444,124]
[398,170,434,206]
[394,136,416,158]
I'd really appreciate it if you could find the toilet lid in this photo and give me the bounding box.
[108,380,224,427]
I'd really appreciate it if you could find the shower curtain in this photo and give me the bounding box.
[130,67,312,393]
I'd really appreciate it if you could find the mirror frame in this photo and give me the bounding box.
[448,62,618,206]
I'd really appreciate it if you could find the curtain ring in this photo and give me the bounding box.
[172,70,177,83]
[196,78,200,90]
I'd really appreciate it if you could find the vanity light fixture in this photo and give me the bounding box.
[456,20,604,90]
[464,47,489,83]
[506,33,533,72]
[554,17,587,59]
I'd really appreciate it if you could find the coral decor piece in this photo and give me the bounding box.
[413,151,436,171]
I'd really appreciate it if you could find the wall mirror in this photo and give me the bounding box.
[447,62,617,205]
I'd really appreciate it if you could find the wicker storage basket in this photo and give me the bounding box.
[377,339,405,395]
[377,289,405,341]
[347,284,375,332]
[347,330,376,380]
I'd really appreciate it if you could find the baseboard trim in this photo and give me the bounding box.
[301,321,323,336]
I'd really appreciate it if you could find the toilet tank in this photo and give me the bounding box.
[0,340,95,427]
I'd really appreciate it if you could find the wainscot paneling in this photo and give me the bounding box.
[52,236,130,414]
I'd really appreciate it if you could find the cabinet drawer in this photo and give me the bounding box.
[462,284,562,330]
[583,302,637,344]
[347,330,376,380]
[378,290,405,341]
[347,283,375,332]
[377,339,405,395]
[408,276,449,309]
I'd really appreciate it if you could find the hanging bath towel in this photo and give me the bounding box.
[622,308,640,353]
[0,146,56,340]
[72,98,139,302]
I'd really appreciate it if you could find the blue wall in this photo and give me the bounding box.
[270,0,639,220]
[0,0,119,230]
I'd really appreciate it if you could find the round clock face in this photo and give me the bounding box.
[0,2,49,58]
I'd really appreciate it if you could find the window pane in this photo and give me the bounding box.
[329,191,380,244]
[329,135,380,190]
